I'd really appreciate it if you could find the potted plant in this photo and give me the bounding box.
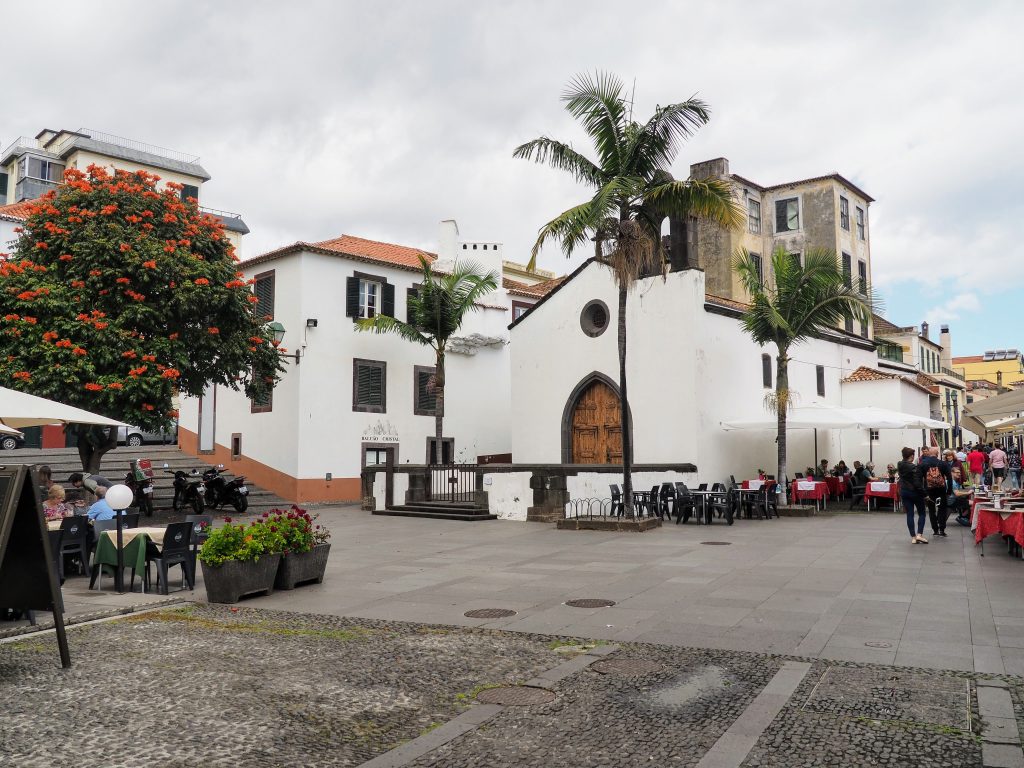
[267,506,332,590]
[198,517,285,604]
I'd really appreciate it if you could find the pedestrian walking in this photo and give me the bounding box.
[989,444,1009,490]
[919,447,952,536]
[967,445,988,489]
[898,447,928,544]
[1009,446,1022,490]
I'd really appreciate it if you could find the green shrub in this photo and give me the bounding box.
[198,517,286,567]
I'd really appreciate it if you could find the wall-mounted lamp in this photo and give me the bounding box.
[306,318,318,328]
[267,321,302,365]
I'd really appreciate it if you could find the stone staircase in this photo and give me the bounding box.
[374,501,497,522]
[3,444,291,516]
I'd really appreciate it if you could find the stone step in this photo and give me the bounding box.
[373,508,498,522]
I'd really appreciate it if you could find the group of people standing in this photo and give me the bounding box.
[896,443,1021,544]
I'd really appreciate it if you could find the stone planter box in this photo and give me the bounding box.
[274,543,331,590]
[556,517,662,532]
[201,554,281,604]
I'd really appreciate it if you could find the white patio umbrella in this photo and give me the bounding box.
[0,386,127,430]
[721,403,865,470]
[844,406,948,430]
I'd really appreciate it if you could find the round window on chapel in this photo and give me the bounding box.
[580,300,610,337]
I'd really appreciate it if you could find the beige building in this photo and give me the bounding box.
[0,128,248,253]
[675,158,874,338]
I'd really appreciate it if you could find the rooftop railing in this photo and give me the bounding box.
[49,129,201,165]
[0,137,46,160]
[940,366,965,381]
[199,205,243,220]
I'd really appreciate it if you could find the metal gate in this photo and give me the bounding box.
[429,464,479,503]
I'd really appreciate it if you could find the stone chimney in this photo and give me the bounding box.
[921,321,929,340]
[432,219,460,274]
[689,157,730,180]
[940,325,952,370]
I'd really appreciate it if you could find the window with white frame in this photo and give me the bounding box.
[839,196,850,230]
[748,198,761,234]
[750,253,763,286]
[359,279,381,319]
[775,198,799,232]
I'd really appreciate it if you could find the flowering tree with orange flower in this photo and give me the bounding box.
[0,165,282,472]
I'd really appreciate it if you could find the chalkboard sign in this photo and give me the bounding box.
[0,464,70,667]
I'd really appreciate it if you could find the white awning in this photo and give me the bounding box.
[721,403,863,430]
[0,386,128,430]
[844,406,948,430]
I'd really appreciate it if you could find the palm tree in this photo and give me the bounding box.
[355,256,498,458]
[515,72,743,515]
[734,246,876,504]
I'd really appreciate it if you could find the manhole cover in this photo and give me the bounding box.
[565,598,616,608]
[476,686,556,706]
[864,641,892,648]
[464,608,517,619]
[592,659,665,676]
[701,541,732,546]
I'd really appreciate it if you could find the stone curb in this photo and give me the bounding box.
[0,599,187,643]
[977,678,1024,768]
[358,644,620,767]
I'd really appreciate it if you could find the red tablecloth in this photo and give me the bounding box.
[791,481,827,503]
[864,482,900,503]
[975,508,1024,548]
[741,480,777,491]
[824,476,849,498]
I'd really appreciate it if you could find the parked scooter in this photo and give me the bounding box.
[202,465,249,513]
[124,458,155,516]
[164,466,207,516]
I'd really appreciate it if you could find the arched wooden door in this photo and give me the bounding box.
[570,380,622,464]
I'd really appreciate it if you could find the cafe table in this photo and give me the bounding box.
[791,480,828,511]
[824,475,849,499]
[864,481,900,511]
[91,526,167,591]
[974,504,1024,557]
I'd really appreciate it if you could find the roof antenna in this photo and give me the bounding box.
[628,78,637,123]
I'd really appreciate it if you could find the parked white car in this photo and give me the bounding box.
[117,422,178,447]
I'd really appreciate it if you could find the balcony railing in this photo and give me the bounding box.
[0,137,44,161]
[50,129,201,165]
[940,366,965,381]
[14,177,58,202]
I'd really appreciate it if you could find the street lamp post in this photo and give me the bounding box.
[952,392,960,447]
[105,484,134,594]
[267,321,302,365]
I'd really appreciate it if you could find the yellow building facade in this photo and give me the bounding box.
[952,350,1024,387]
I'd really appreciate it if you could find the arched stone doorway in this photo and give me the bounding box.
[561,374,627,464]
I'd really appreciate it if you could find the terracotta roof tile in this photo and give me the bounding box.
[504,276,564,298]
[705,293,749,312]
[312,234,436,270]
[841,366,934,395]
[952,355,984,364]
[871,313,903,335]
[0,200,38,222]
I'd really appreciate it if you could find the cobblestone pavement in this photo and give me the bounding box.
[0,606,559,768]
[1,605,1006,768]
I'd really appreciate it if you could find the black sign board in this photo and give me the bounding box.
[0,464,70,667]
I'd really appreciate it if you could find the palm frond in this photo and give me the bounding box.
[561,71,626,171]
[527,176,627,267]
[626,98,710,170]
[355,314,431,346]
[511,137,604,187]
[643,177,745,230]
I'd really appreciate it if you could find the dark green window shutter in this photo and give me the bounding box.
[381,282,395,317]
[842,253,852,287]
[416,369,437,414]
[181,184,199,202]
[346,277,360,318]
[254,274,274,321]
[407,287,419,324]
[0,172,7,198]
[356,363,383,408]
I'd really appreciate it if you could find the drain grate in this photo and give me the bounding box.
[476,686,556,706]
[464,608,517,619]
[565,598,616,608]
[592,659,665,676]
[701,541,732,546]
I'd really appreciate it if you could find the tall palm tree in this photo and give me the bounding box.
[734,246,876,504]
[356,256,498,457]
[515,72,743,515]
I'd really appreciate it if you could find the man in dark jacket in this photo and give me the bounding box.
[919,447,952,536]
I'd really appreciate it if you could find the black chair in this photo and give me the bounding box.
[709,488,735,525]
[658,484,675,519]
[609,484,624,517]
[184,514,213,575]
[794,472,804,479]
[696,483,708,492]
[146,522,195,595]
[673,483,698,524]
[637,485,660,518]
[47,529,65,586]
[59,515,90,578]
[120,512,140,529]
[848,477,867,509]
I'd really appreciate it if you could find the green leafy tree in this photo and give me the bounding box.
[0,165,282,472]
[515,72,743,514]
[355,256,498,456]
[734,246,876,504]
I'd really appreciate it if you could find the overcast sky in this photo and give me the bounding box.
[4,1,1021,355]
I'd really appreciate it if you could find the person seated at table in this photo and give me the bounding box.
[951,467,972,526]
[86,490,116,521]
[833,460,849,477]
[885,464,898,482]
[42,485,75,521]
[813,460,829,479]
[852,461,872,485]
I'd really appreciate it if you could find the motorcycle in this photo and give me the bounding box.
[165,467,207,516]
[124,458,155,517]
[202,464,249,513]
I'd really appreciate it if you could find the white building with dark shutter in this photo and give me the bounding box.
[177,219,559,504]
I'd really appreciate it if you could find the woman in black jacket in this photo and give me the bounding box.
[898,446,928,543]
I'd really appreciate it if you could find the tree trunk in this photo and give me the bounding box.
[776,351,790,506]
[76,425,118,474]
[434,349,445,463]
[618,284,634,516]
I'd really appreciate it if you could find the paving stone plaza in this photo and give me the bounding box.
[3,508,1024,767]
